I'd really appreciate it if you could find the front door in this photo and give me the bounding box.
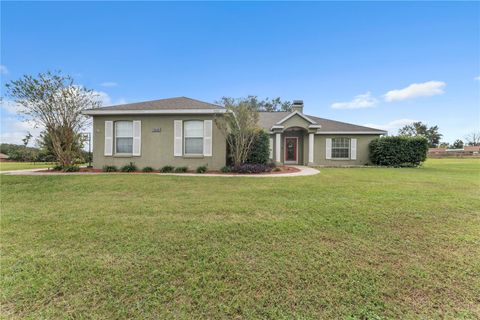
[284,137,298,164]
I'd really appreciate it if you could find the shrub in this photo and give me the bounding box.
[220,166,231,173]
[102,165,117,172]
[160,165,175,173]
[174,166,188,173]
[369,136,428,167]
[52,164,63,171]
[142,166,155,172]
[273,167,282,172]
[63,165,80,172]
[121,162,137,172]
[196,165,208,173]
[246,130,270,165]
[232,163,275,174]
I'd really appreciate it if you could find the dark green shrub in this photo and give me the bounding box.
[174,166,188,173]
[232,163,275,174]
[142,166,155,172]
[102,165,117,172]
[220,166,231,173]
[369,136,428,167]
[63,165,80,172]
[121,162,137,172]
[246,130,270,165]
[160,165,175,173]
[52,164,63,171]
[196,165,208,173]
[273,167,281,172]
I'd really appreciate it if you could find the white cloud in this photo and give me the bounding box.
[384,81,446,102]
[93,90,126,106]
[0,100,24,114]
[363,118,420,134]
[0,65,8,75]
[0,117,43,145]
[330,92,378,109]
[100,82,118,87]
[474,76,480,81]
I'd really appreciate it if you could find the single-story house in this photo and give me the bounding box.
[83,97,387,169]
[0,153,10,162]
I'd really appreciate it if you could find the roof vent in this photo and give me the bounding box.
[292,100,304,114]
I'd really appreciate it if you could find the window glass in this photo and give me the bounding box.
[115,121,133,153]
[184,121,204,154]
[332,138,350,159]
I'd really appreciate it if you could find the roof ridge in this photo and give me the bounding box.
[180,96,224,108]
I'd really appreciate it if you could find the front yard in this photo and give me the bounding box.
[1,159,479,318]
[0,162,55,171]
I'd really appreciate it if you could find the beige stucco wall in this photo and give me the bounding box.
[270,133,379,166]
[92,114,227,170]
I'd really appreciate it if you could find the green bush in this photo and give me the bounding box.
[220,166,231,173]
[246,130,270,165]
[52,164,63,171]
[102,165,117,172]
[142,166,155,172]
[160,165,175,173]
[63,165,80,172]
[369,136,428,167]
[121,162,137,172]
[196,165,208,173]
[174,166,188,173]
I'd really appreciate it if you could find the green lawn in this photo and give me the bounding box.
[0,161,55,171]
[1,159,479,319]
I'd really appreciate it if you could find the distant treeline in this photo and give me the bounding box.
[0,143,90,163]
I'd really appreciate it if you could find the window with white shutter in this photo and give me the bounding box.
[174,120,183,156]
[203,120,212,156]
[104,121,113,156]
[132,121,141,156]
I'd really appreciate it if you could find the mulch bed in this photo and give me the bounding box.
[37,165,300,175]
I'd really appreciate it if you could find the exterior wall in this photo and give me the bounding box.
[270,133,380,166]
[313,134,379,166]
[92,114,227,170]
[280,115,312,129]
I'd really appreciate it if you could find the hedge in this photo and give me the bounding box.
[369,136,428,167]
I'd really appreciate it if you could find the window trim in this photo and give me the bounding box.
[183,120,204,156]
[114,120,134,155]
[331,137,350,160]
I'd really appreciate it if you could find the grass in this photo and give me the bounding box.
[0,161,54,171]
[1,159,479,319]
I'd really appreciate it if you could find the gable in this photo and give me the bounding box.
[279,113,315,129]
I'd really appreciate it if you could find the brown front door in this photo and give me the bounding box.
[285,137,298,164]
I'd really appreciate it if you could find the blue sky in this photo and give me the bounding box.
[1,1,479,144]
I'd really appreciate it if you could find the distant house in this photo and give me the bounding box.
[83,97,387,170]
[428,146,480,157]
[0,153,10,162]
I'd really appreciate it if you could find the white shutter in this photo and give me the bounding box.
[269,137,273,159]
[203,120,213,156]
[174,120,183,156]
[132,120,141,156]
[350,138,357,160]
[325,138,332,160]
[104,121,113,156]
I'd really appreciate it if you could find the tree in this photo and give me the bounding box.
[450,139,464,149]
[439,142,449,148]
[398,122,442,148]
[215,97,261,166]
[22,132,33,147]
[217,96,292,112]
[5,71,101,166]
[465,131,480,146]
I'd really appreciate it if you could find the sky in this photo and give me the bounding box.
[1,1,479,145]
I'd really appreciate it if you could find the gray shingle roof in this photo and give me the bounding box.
[91,97,224,111]
[258,112,386,133]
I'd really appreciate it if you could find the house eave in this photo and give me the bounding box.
[315,131,387,135]
[82,109,228,116]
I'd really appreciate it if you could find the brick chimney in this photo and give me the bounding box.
[292,100,304,113]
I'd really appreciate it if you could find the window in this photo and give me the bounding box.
[332,137,350,159]
[115,121,133,154]
[184,120,204,155]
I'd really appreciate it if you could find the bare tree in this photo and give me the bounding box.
[465,131,480,146]
[5,71,101,166]
[215,98,260,166]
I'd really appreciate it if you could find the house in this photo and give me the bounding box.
[0,153,10,162]
[83,97,387,170]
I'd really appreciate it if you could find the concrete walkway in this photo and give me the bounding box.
[2,166,319,178]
